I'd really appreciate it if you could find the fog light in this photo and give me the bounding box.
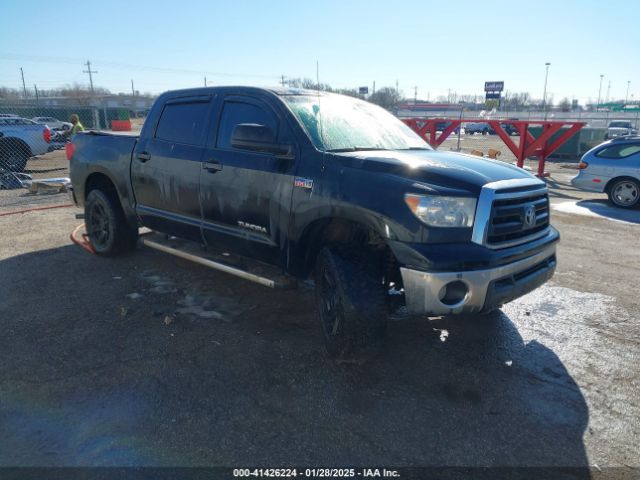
[438,280,469,306]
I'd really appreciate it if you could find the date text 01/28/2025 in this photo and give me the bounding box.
[233,468,400,478]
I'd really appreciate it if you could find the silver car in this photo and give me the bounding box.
[571,136,640,208]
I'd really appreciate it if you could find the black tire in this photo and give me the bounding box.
[607,178,640,209]
[0,138,30,172]
[314,246,387,363]
[85,189,138,255]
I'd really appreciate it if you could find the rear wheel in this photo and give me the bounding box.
[85,189,138,255]
[607,178,640,208]
[0,139,30,172]
[315,247,387,363]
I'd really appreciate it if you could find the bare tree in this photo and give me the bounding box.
[0,87,21,101]
[368,87,403,111]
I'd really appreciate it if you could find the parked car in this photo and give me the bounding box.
[32,116,73,131]
[571,136,640,208]
[69,87,558,361]
[0,117,51,171]
[605,121,638,140]
[465,122,490,135]
[435,121,460,134]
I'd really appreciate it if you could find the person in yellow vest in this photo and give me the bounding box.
[63,114,84,139]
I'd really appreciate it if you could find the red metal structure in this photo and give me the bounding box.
[402,118,586,177]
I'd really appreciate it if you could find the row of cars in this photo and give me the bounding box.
[434,120,522,136]
[0,115,69,172]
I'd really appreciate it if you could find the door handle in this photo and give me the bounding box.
[203,161,223,172]
[137,152,151,162]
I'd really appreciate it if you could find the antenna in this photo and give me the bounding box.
[316,60,325,155]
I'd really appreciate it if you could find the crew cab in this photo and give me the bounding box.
[0,117,51,172]
[69,87,559,361]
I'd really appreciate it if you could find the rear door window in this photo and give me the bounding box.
[216,101,277,150]
[155,101,210,146]
[596,144,640,159]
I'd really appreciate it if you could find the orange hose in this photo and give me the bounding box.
[70,223,96,254]
[0,203,74,217]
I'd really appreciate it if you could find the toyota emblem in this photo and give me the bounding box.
[524,205,537,227]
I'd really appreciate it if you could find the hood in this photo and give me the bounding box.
[334,149,536,194]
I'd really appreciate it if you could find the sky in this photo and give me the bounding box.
[1,0,639,104]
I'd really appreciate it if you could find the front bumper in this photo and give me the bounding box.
[400,243,556,316]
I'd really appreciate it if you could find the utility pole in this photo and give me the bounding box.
[281,75,286,87]
[20,67,27,98]
[34,84,39,104]
[542,62,551,120]
[597,74,604,109]
[83,60,97,97]
[204,76,207,87]
[626,81,631,104]
[372,81,375,95]
[131,79,135,96]
[606,80,611,103]
[414,86,418,104]
[395,79,399,94]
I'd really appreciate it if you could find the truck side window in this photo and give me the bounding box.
[155,101,209,146]
[217,101,277,150]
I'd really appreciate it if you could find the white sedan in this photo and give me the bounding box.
[32,116,72,131]
[571,136,640,208]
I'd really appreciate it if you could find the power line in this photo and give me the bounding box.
[0,53,277,80]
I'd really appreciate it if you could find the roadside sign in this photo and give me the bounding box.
[359,86,369,95]
[485,92,501,99]
[484,81,504,92]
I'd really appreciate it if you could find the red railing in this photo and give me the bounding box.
[402,118,586,177]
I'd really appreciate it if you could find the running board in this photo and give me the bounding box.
[140,232,296,289]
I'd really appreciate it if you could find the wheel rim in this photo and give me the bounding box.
[612,181,638,205]
[89,202,111,248]
[5,152,23,171]
[320,267,341,336]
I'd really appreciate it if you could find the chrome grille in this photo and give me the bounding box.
[487,192,549,245]
[472,178,551,249]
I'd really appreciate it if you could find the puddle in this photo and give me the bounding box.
[175,292,247,322]
[552,200,640,225]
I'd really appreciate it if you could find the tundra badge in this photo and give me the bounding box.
[238,221,268,234]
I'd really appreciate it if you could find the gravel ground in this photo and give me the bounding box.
[0,155,638,478]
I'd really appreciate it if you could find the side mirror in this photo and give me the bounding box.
[231,123,292,158]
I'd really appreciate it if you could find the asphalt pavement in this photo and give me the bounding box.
[0,167,638,477]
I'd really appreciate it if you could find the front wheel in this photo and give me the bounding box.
[314,247,387,363]
[85,189,138,255]
[607,178,640,208]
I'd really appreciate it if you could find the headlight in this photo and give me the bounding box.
[404,194,476,228]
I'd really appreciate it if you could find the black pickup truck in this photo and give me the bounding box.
[69,87,558,360]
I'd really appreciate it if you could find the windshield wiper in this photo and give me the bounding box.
[326,147,391,152]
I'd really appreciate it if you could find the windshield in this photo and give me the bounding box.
[610,121,631,128]
[282,94,431,152]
